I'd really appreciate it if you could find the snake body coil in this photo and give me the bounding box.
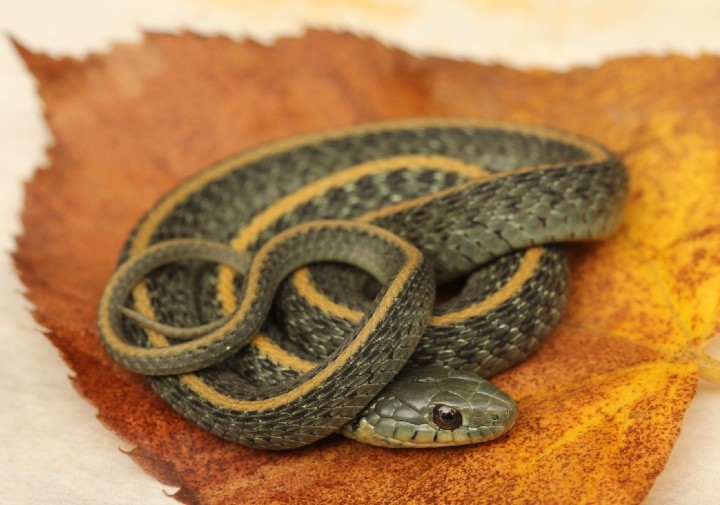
[98,119,628,449]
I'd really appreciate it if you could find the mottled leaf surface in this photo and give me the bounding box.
[14,31,720,504]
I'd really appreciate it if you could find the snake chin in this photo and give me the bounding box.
[339,366,517,448]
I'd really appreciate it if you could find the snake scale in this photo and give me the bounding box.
[97,118,628,449]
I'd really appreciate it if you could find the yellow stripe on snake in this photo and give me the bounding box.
[97,118,628,450]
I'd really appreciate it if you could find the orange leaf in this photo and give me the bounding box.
[14,31,720,504]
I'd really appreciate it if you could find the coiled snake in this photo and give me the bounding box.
[97,118,628,450]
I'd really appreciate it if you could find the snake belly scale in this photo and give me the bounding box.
[97,118,628,450]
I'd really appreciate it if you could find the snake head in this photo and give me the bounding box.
[340,366,517,448]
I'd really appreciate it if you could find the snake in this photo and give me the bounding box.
[97,118,628,450]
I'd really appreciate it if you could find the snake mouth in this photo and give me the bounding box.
[341,405,516,448]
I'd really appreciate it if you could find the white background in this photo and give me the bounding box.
[1,1,720,503]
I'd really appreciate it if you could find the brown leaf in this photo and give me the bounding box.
[14,31,720,504]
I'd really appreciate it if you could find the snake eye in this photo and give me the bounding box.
[432,404,463,430]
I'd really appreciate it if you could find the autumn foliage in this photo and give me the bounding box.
[14,31,720,504]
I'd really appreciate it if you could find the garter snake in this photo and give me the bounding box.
[97,118,628,450]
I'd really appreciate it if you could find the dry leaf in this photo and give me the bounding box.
[13,31,720,504]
